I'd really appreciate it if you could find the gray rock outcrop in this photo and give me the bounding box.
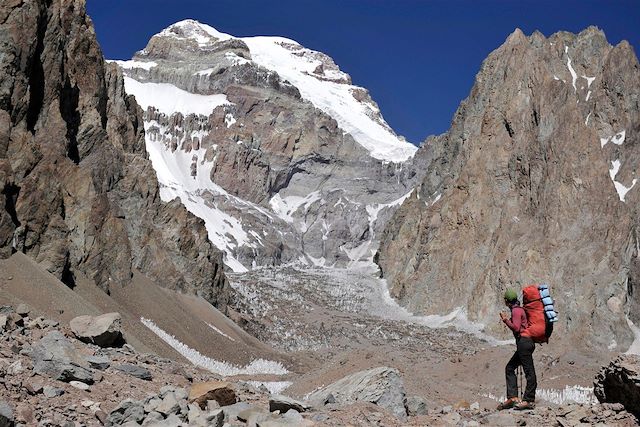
[28,331,94,384]
[0,0,228,309]
[594,354,640,416]
[377,27,640,347]
[307,366,407,419]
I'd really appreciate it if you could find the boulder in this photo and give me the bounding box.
[70,313,123,347]
[269,395,310,413]
[29,331,94,384]
[189,381,236,409]
[106,399,145,426]
[406,395,428,416]
[307,366,407,419]
[0,401,14,427]
[156,392,180,416]
[69,381,91,391]
[221,402,251,422]
[15,304,29,317]
[85,355,111,370]
[114,364,152,381]
[594,354,640,416]
[43,386,64,398]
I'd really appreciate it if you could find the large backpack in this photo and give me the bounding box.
[521,283,558,343]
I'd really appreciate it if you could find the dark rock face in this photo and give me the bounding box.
[0,0,228,308]
[594,354,640,416]
[377,28,640,347]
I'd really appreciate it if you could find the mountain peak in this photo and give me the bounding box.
[159,19,232,45]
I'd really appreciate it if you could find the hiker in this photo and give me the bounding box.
[497,288,537,410]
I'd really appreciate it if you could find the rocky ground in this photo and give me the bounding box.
[0,300,638,427]
[0,249,639,427]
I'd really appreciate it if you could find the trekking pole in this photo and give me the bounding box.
[518,366,523,400]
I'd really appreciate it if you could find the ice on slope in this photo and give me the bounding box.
[124,77,230,116]
[241,36,417,162]
[141,317,288,375]
[144,121,251,272]
[149,20,417,163]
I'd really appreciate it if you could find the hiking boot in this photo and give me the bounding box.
[514,400,535,410]
[496,397,520,410]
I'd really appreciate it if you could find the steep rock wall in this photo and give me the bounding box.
[0,0,228,309]
[377,28,640,349]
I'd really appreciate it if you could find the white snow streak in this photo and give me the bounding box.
[626,316,640,355]
[206,323,236,342]
[140,317,288,376]
[566,56,578,92]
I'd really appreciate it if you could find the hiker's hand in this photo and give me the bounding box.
[499,312,508,321]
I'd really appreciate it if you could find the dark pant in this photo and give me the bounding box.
[506,336,537,402]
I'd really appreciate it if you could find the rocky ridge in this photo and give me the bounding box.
[113,20,422,272]
[0,0,228,307]
[377,27,640,348]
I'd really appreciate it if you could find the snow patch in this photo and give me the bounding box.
[124,77,230,117]
[269,191,322,227]
[585,112,591,125]
[582,75,596,88]
[609,159,637,202]
[483,385,597,405]
[225,113,237,128]
[140,317,288,376]
[612,130,626,145]
[109,60,157,71]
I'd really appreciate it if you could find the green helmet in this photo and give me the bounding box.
[504,288,518,302]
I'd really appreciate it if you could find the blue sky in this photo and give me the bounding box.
[88,0,639,145]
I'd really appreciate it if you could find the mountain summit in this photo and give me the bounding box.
[113,19,423,272]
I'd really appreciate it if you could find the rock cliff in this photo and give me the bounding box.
[0,1,228,308]
[377,27,640,348]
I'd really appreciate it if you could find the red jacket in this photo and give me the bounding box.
[504,303,528,338]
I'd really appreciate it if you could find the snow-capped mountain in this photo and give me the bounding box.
[112,20,423,272]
